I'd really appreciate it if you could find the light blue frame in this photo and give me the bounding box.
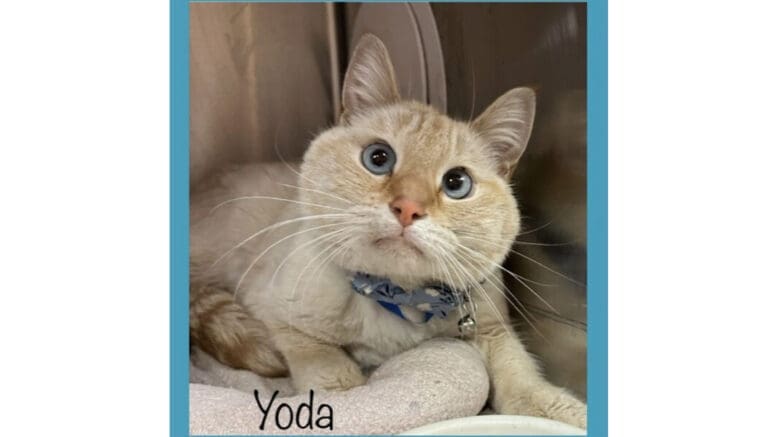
[170,1,607,435]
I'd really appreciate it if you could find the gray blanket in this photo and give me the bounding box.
[190,338,490,435]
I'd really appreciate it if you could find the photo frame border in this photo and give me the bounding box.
[170,1,608,435]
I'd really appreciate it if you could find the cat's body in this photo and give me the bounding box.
[190,35,587,428]
[192,163,448,352]
[191,163,457,366]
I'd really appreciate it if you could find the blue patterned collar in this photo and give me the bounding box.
[350,272,470,324]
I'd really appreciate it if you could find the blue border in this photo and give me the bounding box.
[171,0,189,435]
[170,1,607,436]
[586,0,608,436]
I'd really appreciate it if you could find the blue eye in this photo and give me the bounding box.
[361,143,396,175]
[442,167,473,199]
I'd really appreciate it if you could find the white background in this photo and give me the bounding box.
[0,1,775,436]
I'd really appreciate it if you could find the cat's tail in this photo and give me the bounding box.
[190,284,287,377]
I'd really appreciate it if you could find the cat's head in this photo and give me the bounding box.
[299,35,535,289]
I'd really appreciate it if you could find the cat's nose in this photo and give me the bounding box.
[389,197,427,227]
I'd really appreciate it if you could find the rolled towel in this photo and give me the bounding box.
[190,337,489,435]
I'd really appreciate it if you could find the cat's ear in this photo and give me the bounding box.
[340,34,400,123]
[472,87,536,178]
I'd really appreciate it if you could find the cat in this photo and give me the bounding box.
[189,34,587,429]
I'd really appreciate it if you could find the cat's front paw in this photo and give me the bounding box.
[498,386,587,430]
[540,389,587,430]
[293,359,367,392]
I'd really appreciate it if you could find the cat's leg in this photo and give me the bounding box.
[474,323,587,429]
[272,325,366,392]
[190,284,288,377]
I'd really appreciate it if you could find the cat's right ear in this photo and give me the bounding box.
[472,87,536,179]
[340,34,400,123]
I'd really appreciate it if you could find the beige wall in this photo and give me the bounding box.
[190,3,335,187]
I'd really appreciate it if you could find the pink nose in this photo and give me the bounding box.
[390,197,427,227]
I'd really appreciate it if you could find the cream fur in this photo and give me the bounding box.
[189,34,586,428]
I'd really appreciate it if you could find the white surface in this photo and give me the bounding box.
[400,415,585,436]
[0,1,169,437]
[610,2,777,436]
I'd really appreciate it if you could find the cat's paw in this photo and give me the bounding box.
[293,359,367,392]
[498,386,587,430]
[540,389,587,430]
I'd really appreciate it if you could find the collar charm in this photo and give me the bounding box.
[350,272,477,337]
[457,314,477,337]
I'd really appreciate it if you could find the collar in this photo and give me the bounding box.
[350,272,471,325]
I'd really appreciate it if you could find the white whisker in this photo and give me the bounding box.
[301,231,355,294]
[517,220,554,237]
[457,231,574,247]
[270,223,361,288]
[508,248,586,287]
[437,248,510,333]
[271,126,320,188]
[453,247,547,339]
[453,241,561,316]
[208,213,352,270]
[456,233,582,287]
[209,195,346,214]
[276,182,355,206]
[233,220,360,295]
[296,234,355,331]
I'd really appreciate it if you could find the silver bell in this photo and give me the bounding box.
[458,314,476,337]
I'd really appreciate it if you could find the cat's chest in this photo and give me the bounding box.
[277,264,455,364]
[246,249,460,365]
[345,291,453,366]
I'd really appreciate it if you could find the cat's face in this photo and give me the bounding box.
[299,35,535,289]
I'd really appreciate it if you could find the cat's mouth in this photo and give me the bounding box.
[373,236,424,257]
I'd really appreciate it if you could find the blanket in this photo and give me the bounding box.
[190,338,490,435]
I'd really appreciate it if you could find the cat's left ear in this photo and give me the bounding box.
[340,34,400,123]
[472,87,536,179]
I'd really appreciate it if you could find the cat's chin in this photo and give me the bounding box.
[334,237,428,279]
[373,236,424,257]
